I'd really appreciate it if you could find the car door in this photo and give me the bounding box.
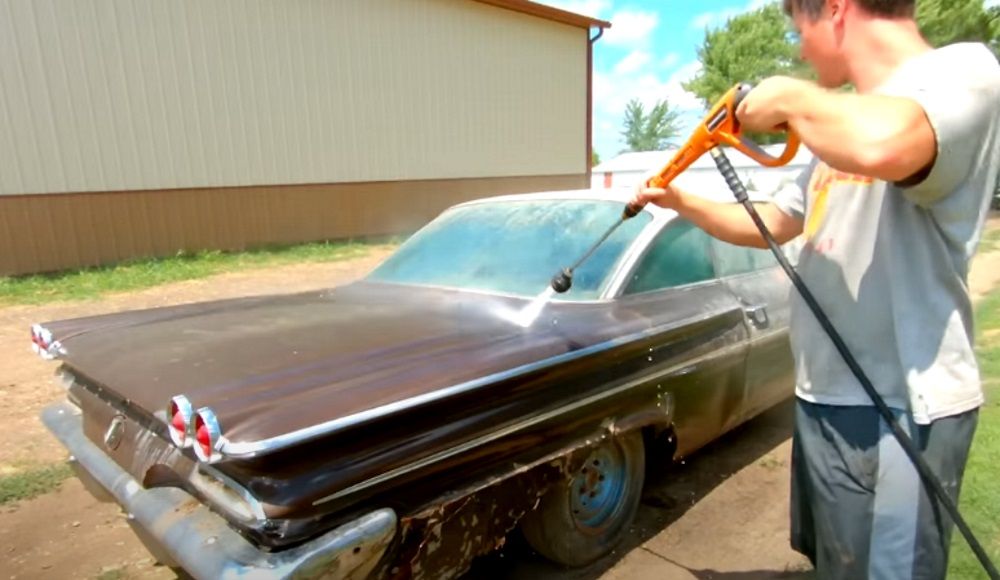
[617,219,751,456]
[710,238,795,423]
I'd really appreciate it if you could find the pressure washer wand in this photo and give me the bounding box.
[709,146,1000,580]
[550,202,643,293]
[550,83,800,295]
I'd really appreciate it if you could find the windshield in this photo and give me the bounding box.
[367,199,651,299]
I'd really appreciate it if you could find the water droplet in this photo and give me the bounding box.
[647,356,653,362]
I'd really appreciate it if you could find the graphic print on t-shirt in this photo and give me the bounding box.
[804,163,875,254]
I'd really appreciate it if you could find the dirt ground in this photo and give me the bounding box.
[1,218,998,580]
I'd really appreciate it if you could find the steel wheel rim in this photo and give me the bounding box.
[570,441,628,531]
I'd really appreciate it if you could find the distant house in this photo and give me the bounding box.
[591,144,815,201]
[0,0,609,275]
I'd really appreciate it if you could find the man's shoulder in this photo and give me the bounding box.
[925,43,1000,80]
[881,43,1000,97]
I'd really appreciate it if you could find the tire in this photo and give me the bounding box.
[520,430,645,567]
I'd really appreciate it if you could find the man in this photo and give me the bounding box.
[632,0,1000,577]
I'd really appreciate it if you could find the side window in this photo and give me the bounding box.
[711,238,777,276]
[624,220,715,295]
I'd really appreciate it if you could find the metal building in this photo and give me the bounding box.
[0,0,608,275]
[591,144,816,199]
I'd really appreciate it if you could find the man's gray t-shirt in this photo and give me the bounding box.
[771,43,1000,424]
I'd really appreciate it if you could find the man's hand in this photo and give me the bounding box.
[736,76,816,133]
[629,180,682,212]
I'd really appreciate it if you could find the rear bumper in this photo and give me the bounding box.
[41,401,397,580]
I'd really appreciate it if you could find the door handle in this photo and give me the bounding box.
[743,304,769,328]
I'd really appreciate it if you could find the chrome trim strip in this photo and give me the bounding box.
[313,339,744,506]
[42,400,396,580]
[219,307,741,458]
[747,327,788,345]
[191,465,267,522]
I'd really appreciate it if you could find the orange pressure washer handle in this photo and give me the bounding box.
[644,83,801,191]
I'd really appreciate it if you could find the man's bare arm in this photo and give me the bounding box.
[633,185,804,248]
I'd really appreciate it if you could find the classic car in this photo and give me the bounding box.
[35,189,796,579]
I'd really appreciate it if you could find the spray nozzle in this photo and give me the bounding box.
[623,202,643,219]
[550,268,573,294]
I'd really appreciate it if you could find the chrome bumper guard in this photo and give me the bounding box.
[41,401,397,580]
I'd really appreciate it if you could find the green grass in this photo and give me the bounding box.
[981,227,1000,253]
[0,463,73,505]
[94,568,126,580]
[0,240,390,306]
[948,289,1000,578]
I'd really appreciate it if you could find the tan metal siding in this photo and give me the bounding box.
[0,0,587,196]
[0,174,586,275]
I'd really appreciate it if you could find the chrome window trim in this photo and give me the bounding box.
[601,213,669,298]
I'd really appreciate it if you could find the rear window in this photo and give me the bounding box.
[368,199,651,299]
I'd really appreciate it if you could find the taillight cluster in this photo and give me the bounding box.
[167,395,222,462]
[30,324,60,360]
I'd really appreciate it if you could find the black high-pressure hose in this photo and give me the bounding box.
[709,146,999,579]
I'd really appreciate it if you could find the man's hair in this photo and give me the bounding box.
[782,0,915,19]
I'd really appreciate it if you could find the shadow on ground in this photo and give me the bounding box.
[462,398,807,579]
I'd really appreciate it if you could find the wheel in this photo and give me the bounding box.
[520,430,645,567]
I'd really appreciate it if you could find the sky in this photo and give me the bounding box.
[539,0,775,162]
[541,0,1000,162]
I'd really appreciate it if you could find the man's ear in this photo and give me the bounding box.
[828,0,846,25]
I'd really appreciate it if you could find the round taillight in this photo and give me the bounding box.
[167,395,194,447]
[192,407,222,463]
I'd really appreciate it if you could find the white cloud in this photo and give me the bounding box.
[594,62,704,119]
[537,0,611,19]
[663,61,705,110]
[690,0,776,31]
[591,59,706,155]
[690,8,740,31]
[602,10,659,47]
[985,0,999,8]
[661,52,680,70]
[614,50,651,75]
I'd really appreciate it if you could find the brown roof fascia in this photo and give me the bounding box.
[474,0,611,29]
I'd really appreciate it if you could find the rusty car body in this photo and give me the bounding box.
[36,189,796,579]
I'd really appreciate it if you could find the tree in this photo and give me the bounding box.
[916,0,999,56]
[682,4,804,144]
[620,98,682,152]
[992,7,1000,58]
[683,5,803,107]
[683,0,1000,144]
[591,150,601,167]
